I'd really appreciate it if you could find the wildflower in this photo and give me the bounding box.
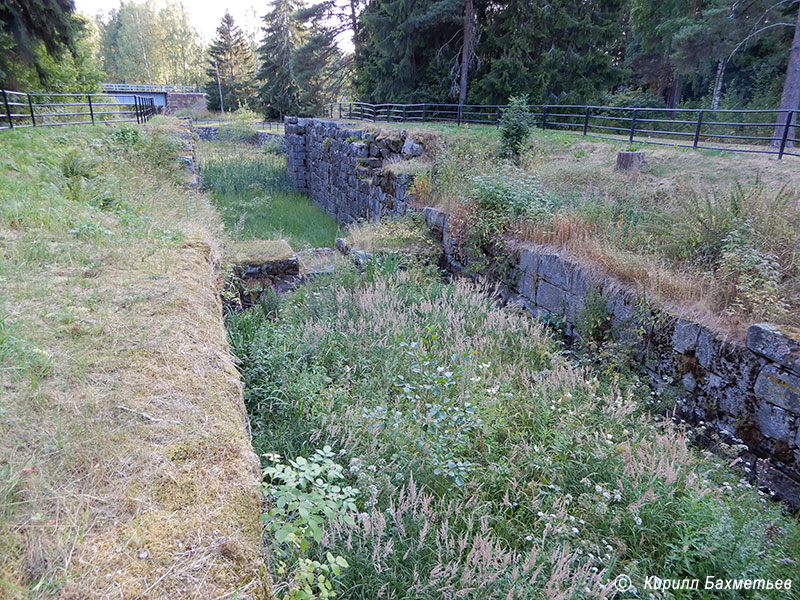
[571,527,579,535]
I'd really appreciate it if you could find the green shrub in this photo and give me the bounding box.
[499,94,533,159]
[108,126,140,149]
[577,288,613,343]
[468,166,548,242]
[720,227,789,320]
[263,446,357,599]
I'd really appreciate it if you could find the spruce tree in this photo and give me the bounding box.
[257,0,347,117]
[0,0,83,88]
[258,0,303,117]
[204,12,256,112]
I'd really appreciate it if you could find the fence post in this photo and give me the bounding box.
[778,110,793,159]
[423,105,427,123]
[496,107,501,129]
[402,105,406,123]
[338,103,342,119]
[583,106,590,135]
[349,102,352,119]
[693,110,704,149]
[457,104,462,126]
[629,109,637,143]
[2,90,13,129]
[541,106,547,130]
[27,93,36,127]
[87,95,94,124]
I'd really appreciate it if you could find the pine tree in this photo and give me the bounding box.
[204,12,256,112]
[354,0,464,102]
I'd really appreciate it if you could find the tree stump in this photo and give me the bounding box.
[616,151,646,171]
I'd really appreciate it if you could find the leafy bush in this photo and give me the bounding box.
[499,94,533,159]
[262,446,357,600]
[605,88,667,109]
[576,288,613,343]
[462,166,548,254]
[108,126,140,149]
[720,228,789,320]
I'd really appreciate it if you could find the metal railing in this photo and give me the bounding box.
[102,82,200,93]
[1,90,157,130]
[322,102,799,159]
[190,115,284,132]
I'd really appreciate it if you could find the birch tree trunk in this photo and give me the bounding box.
[458,0,474,109]
[711,60,726,111]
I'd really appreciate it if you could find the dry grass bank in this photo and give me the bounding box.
[0,120,266,598]
[337,120,800,334]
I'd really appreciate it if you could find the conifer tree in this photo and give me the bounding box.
[204,11,256,112]
[0,0,83,88]
[258,0,303,117]
[257,0,347,117]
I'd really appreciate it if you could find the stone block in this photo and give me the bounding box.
[518,272,536,299]
[754,364,800,414]
[610,292,636,323]
[755,400,793,442]
[755,459,800,511]
[564,293,585,324]
[518,246,539,273]
[536,280,567,314]
[747,323,800,376]
[695,327,716,370]
[402,138,424,157]
[537,254,569,288]
[672,319,700,354]
[569,267,591,296]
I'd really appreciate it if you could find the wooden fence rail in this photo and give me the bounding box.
[1,90,157,130]
[322,102,798,159]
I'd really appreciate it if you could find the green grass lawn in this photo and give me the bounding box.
[199,140,339,248]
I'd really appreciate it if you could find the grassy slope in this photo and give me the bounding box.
[228,260,800,599]
[199,140,339,249]
[347,121,800,333]
[0,121,265,598]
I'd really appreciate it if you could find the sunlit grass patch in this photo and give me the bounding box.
[200,140,339,248]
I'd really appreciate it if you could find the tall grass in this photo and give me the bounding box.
[228,263,800,599]
[200,140,339,248]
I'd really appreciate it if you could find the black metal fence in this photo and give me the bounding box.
[322,102,799,159]
[1,89,157,130]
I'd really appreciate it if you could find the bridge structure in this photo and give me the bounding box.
[100,83,206,113]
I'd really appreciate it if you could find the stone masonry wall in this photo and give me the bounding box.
[285,117,416,224]
[285,117,800,508]
[164,92,207,115]
[195,125,284,149]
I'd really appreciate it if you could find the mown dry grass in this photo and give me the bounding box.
[0,120,266,598]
